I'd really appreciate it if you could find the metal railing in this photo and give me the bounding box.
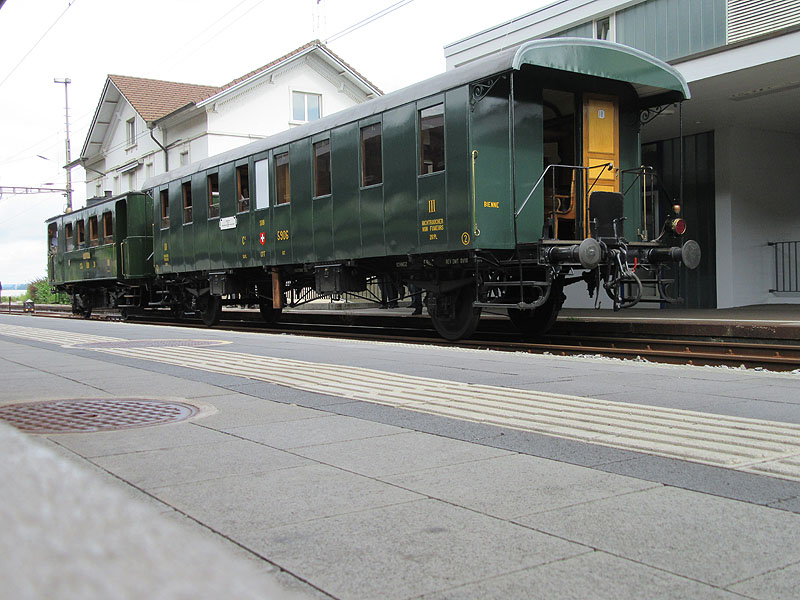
[769,240,800,293]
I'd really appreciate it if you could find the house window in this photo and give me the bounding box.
[255,159,270,210]
[102,212,113,243]
[126,118,136,146]
[420,104,445,174]
[77,220,86,246]
[595,16,612,40]
[127,170,136,191]
[65,223,74,251]
[183,182,193,224]
[160,190,170,229]
[292,91,321,122]
[236,165,250,212]
[208,174,220,218]
[361,123,382,187]
[275,153,290,205]
[313,139,331,197]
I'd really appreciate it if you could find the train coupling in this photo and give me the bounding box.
[627,240,701,270]
[545,238,603,269]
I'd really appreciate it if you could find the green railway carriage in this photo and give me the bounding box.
[48,38,700,339]
[46,192,153,317]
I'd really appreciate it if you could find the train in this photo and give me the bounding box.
[47,38,700,340]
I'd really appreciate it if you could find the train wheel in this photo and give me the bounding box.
[259,303,282,324]
[199,295,222,327]
[507,284,564,336]
[428,285,481,341]
[73,295,92,319]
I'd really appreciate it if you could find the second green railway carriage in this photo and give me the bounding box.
[47,192,153,317]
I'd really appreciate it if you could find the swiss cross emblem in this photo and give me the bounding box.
[259,232,266,245]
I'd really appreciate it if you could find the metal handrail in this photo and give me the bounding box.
[769,240,800,293]
[515,162,613,219]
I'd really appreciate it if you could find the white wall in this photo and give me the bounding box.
[715,125,800,306]
[84,102,161,199]
[205,54,370,157]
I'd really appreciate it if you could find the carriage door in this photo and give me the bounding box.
[582,94,620,238]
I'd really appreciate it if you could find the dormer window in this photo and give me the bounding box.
[292,91,321,122]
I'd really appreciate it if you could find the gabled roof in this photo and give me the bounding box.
[80,41,381,163]
[80,75,220,160]
[197,40,382,108]
[108,75,220,123]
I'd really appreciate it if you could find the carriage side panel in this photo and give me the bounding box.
[290,138,314,263]
[444,86,472,251]
[468,76,514,250]
[383,104,418,255]
[331,123,362,260]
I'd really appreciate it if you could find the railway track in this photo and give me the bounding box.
[6,303,800,372]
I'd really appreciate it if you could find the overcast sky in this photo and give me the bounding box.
[0,0,550,286]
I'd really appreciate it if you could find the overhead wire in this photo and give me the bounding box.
[325,0,416,43]
[0,1,78,91]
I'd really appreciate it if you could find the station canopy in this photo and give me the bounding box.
[512,38,691,108]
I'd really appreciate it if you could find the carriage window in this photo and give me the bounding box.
[361,123,382,187]
[182,182,193,224]
[237,165,250,213]
[420,104,445,174]
[48,223,58,253]
[88,216,99,246]
[208,174,220,218]
[102,212,113,243]
[160,190,170,229]
[77,220,86,246]
[65,223,74,251]
[255,159,269,210]
[275,153,290,205]
[314,139,331,197]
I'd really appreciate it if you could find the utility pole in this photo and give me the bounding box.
[54,78,73,212]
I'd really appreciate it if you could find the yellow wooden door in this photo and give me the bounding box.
[582,94,619,236]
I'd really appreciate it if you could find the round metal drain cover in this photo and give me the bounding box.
[72,339,226,350]
[0,398,198,434]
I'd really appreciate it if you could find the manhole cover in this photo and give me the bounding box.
[71,339,226,350]
[0,399,198,434]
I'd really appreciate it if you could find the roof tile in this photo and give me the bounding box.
[108,74,220,123]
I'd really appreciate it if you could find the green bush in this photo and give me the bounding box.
[26,277,66,305]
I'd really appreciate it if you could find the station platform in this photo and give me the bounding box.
[2,313,800,599]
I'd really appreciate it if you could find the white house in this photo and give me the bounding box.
[77,40,381,202]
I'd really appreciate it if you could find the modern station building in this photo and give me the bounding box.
[446,0,800,309]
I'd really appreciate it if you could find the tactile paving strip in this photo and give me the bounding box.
[71,339,227,350]
[0,399,198,434]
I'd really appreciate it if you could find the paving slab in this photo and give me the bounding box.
[381,453,659,520]
[198,395,327,430]
[92,437,311,489]
[517,485,800,588]
[253,498,588,600]
[226,413,405,449]
[48,421,231,458]
[291,430,513,478]
[727,560,800,600]
[150,463,423,538]
[420,549,740,600]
